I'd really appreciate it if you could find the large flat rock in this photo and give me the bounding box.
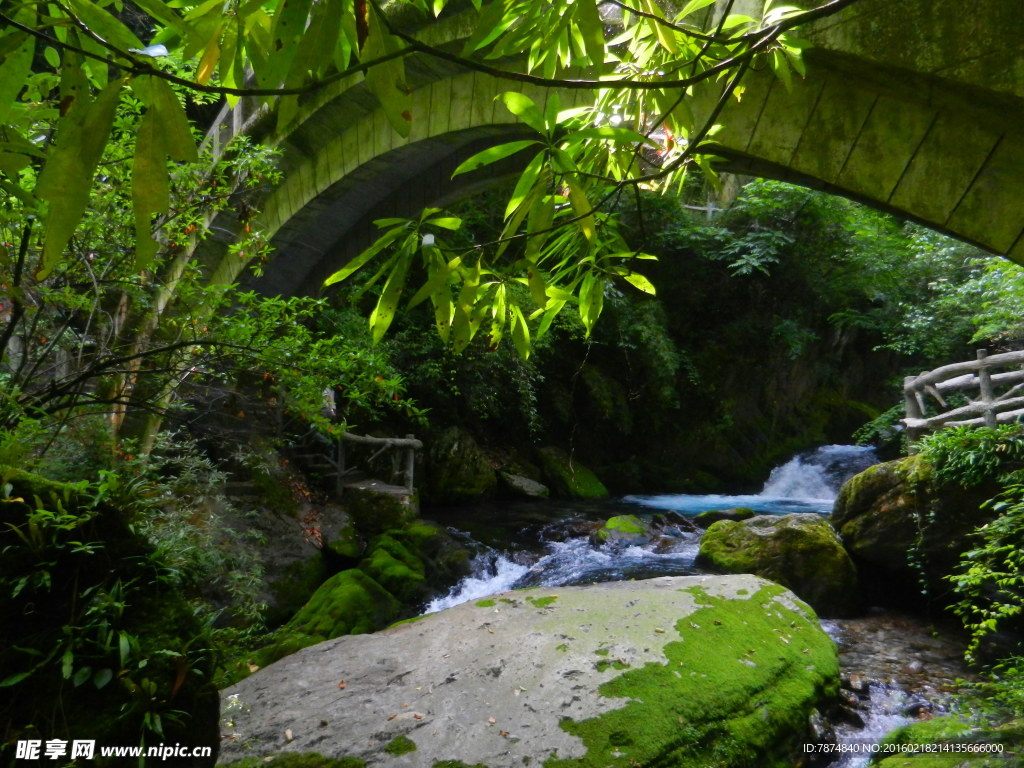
[219,575,838,767]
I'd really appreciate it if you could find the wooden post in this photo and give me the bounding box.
[904,375,922,448]
[404,434,416,493]
[978,349,997,428]
[336,438,345,499]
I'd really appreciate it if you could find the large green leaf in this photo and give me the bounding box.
[497,92,547,135]
[363,3,412,138]
[34,79,123,279]
[68,0,144,54]
[0,30,33,125]
[369,243,414,343]
[144,76,198,162]
[132,110,171,271]
[323,224,408,287]
[452,140,538,178]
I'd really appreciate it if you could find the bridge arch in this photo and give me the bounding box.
[195,0,1024,298]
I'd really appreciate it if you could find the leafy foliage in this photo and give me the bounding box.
[0,0,848,362]
[0,467,218,754]
[914,425,1024,489]
[948,485,1024,664]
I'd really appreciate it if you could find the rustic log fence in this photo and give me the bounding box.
[329,432,422,497]
[903,348,1024,443]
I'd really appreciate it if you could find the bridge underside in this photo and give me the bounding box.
[197,0,1024,299]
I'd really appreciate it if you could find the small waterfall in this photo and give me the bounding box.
[829,684,913,768]
[760,444,878,501]
[624,444,879,516]
[424,552,530,613]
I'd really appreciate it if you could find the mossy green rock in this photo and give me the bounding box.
[343,479,418,535]
[832,457,999,607]
[325,514,363,563]
[256,569,400,667]
[536,446,608,499]
[694,507,757,527]
[424,427,497,504]
[696,513,860,617]
[593,514,649,544]
[219,575,838,767]
[872,715,1014,767]
[359,533,427,602]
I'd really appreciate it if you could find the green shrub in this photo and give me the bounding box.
[915,425,1024,488]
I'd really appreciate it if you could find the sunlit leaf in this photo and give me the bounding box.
[323,225,407,286]
[497,92,547,135]
[452,140,538,178]
[622,272,656,295]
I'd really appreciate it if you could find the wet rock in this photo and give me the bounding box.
[693,507,757,527]
[696,513,861,616]
[535,446,609,499]
[423,427,497,505]
[590,513,650,545]
[219,575,838,768]
[498,471,550,499]
[832,456,999,609]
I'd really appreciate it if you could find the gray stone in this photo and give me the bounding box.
[498,471,550,498]
[218,575,838,767]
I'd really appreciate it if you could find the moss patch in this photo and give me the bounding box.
[535,447,608,499]
[359,533,427,603]
[255,569,401,667]
[526,595,559,609]
[475,599,496,608]
[384,734,418,755]
[873,716,1016,768]
[545,584,838,768]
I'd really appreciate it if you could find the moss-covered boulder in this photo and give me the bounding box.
[0,467,219,767]
[220,575,838,768]
[696,513,860,617]
[499,471,550,499]
[832,456,998,608]
[323,510,363,564]
[591,514,650,544]
[255,569,401,667]
[391,520,474,590]
[358,533,428,603]
[343,479,417,535]
[536,446,608,499]
[424,427,497,504]
[694,507,757,527]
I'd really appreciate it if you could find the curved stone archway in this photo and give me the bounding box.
[195,0,1024,298]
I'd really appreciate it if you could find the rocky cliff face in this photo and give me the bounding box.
[219,575,838,768]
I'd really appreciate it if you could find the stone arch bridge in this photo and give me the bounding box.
[194,0,1024,298]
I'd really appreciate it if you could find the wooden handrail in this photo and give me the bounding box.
[903,348,1024,442]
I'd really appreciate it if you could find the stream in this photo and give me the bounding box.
[421,446,972,766]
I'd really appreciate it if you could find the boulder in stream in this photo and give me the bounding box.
[696,513,861,617]
[219,574,838,768]
[831,456,999,608]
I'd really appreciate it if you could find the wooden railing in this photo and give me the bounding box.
[330,432,422,497]
[903,349,1024,441]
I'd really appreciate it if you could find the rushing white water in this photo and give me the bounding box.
[427,445,879,613]
[625,444,878,515]
[830,684,914,768]
[424,553,530,613]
